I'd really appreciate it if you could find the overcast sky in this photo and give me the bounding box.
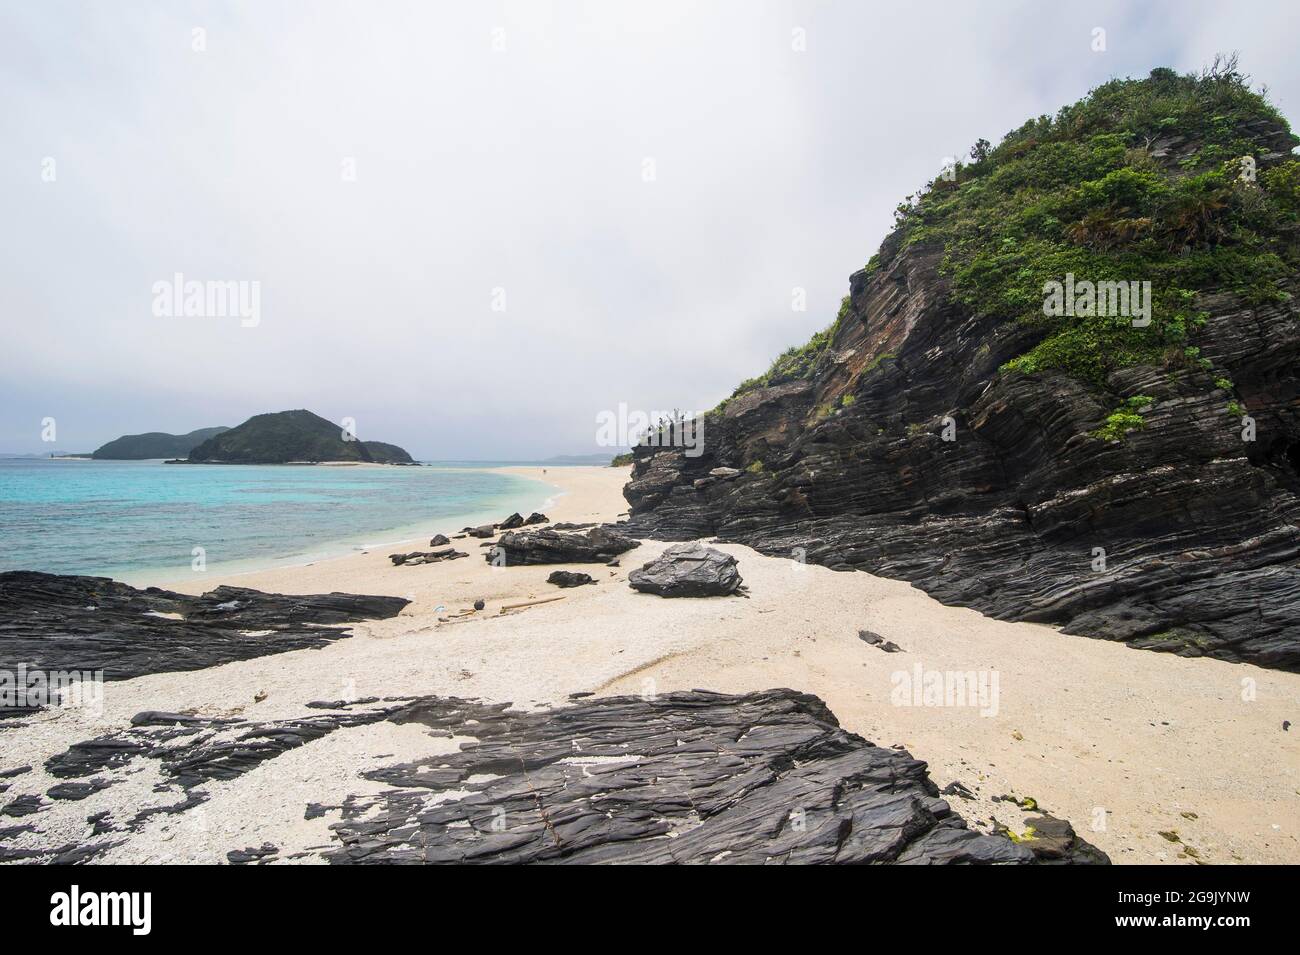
[2,0,1298,458]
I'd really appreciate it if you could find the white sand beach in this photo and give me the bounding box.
[5,465,1297,865]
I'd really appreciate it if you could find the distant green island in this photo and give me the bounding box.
[182,409,415,465]
[92,426,230,460]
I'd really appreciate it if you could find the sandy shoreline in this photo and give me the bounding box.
[4,464,1297,865]
[105,464,564,588]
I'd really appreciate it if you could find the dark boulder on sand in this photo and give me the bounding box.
[227,843,280,865]
[1010,814,1112,865]
[859,630,903,653]
[546,571,596,588]
[628,542,743,597]
[487,526,638,566]
[389,548,467,566]
[1,794,47,818]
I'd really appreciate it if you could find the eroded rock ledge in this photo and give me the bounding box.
[6,690,1106,865]
[326,689,1106,864]
[0,571,409,692]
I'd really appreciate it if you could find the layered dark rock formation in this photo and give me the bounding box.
[628,542,744,597]
[487,526,638,565]
[620,80,1300,671]
[44,706,397,787]
[11,689,1106,864]
[621,251,1300,669]
[388,548,467,566]
[326,689,1106,864]
[0,572,409,697]
[494,511,548,529]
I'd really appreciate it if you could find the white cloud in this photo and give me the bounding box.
[2,0,1297,456]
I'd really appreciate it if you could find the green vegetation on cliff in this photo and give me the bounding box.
[730,60,1299,405]
[727,296,852,404]
[886,59,1299,383]
[186,410,414,464]
[1092,395,1156,441]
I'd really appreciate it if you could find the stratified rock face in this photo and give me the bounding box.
[628,542,743,597]
[326,689,1105,864]
[487,526,639,565]
[0,571,409,694]
[621,255,1300,670]
[15,689,1106,864]
[186,409,413,464]
[621,76,1300,671]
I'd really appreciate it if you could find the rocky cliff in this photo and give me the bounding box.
[622,66,1300,670]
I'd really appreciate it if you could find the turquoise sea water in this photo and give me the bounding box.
[0,458,557,584]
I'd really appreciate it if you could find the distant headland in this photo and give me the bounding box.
[176,409,415,465]
[91,426,230,460]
